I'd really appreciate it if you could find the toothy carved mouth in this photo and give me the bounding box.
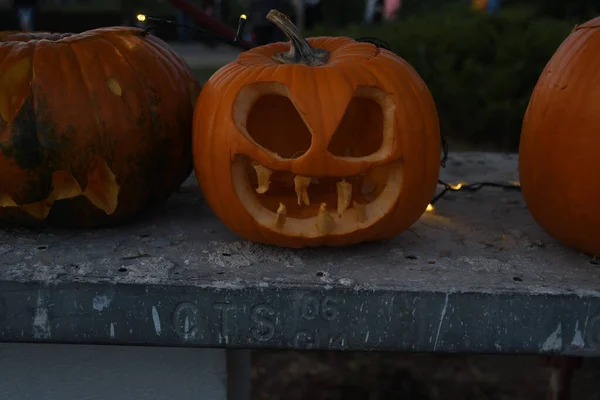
[231,155,404,237]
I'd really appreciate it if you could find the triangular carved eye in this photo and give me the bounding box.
[328,87,391,158]
[233,82,312,160]
[245,94,312,159]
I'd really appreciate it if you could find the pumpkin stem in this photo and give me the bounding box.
[267,9,329,66]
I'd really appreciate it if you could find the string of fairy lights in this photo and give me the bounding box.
[135,13,522,212]
[428,137,521,211]
[136,13,255,49]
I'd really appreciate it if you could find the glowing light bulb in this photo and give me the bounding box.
[136,14,146,22]
[426,204,434,212]
[234,14,248,44]
[451,183,463,190]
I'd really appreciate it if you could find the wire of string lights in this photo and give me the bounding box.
[135,13,523,211]
[135,14,255,50]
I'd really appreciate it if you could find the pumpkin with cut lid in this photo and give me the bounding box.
[0,27,200,227]
[192,10,440,248]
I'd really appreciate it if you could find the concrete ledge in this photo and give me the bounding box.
[1,153,599,356]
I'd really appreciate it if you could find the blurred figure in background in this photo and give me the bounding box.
[13,0,36,31]
[472,0,487,12]
[364,0,382,24]
[382,0,401,21]
[472,0,502,14]
[365,0,400,23]
[486,0,502,13]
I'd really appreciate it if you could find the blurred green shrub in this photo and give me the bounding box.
[516,0,599,21]
[308,4,575,151]
[320,0,365,27]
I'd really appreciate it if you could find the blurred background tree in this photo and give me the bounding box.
[304,0,596,151]
[0,0,596,151]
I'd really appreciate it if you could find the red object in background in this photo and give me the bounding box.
[167,0,256,49]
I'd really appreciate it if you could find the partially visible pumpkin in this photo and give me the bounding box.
[0,27,201,227]
[519,17,600,256]
[192,10,440,248]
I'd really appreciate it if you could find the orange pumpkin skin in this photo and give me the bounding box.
[519,18,600,256]
[193,35,440,248]
[0,28,200,227]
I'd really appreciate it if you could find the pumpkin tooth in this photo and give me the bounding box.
[316,202,335,234]
[336,179,352,216]
[293,175,311,206]
[353,200,367,223]
[0,194,17,207]
[253,164,272,194]
[51,170,82,200]
[21,197,54,220]
[83,157,119,215]
[274,202,287,228]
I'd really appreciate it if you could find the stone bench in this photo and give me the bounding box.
[0,152,597,400]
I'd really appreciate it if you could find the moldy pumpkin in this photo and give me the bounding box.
[193,10,440,248]
[519,17,600,256]
[0,27,200,227]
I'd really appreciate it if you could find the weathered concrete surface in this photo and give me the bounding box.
[0,152,599,355]
[0,152,593,293]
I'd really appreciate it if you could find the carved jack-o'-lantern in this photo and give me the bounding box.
[192,11,440,248]
[0,27,200,227]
